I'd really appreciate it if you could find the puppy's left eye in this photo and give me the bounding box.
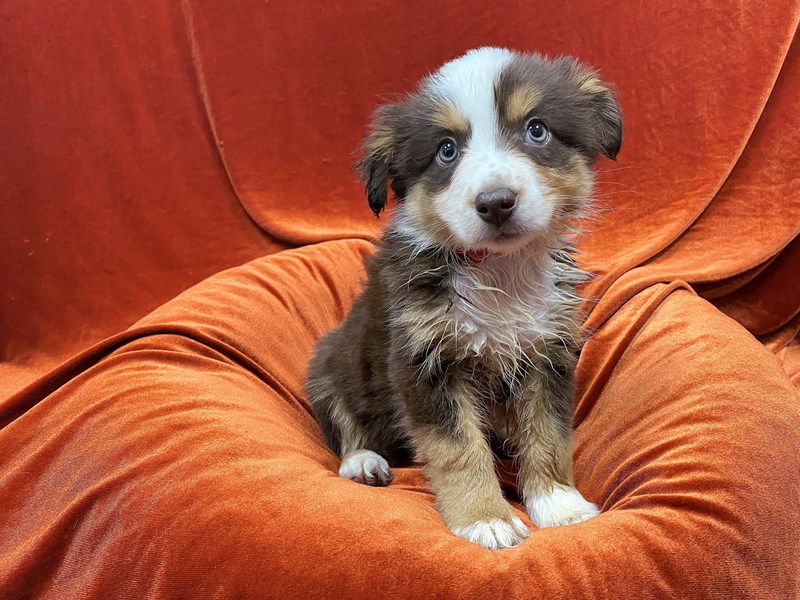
[524,119,550,145]
[436,139,459,166]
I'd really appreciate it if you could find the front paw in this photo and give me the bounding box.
[451,515,530,550]
[526,484,600,528]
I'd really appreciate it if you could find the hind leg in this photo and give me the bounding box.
[330,402,395,487]
[338,449,394,486]
[308,375,395,487]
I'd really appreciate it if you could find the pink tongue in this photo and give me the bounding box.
[461,249,491,264]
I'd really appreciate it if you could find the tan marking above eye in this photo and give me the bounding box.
[506,86,542,123]
[430,101,470,135]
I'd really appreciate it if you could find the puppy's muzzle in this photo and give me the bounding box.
[475,188,517,227]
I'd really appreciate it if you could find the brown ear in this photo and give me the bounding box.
[592,86,623,160]
[571,67,624,160]
[355,103,403,217]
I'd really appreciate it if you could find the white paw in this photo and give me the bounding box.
[526,484,600,528]
[338,449,393,486]
[452,516,530,550]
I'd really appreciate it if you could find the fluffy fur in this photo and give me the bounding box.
[306,47,622,550]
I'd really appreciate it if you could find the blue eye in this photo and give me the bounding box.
[524,119,550,145]
[436,139,459,165]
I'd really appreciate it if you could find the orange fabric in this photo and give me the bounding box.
[1,242,798,598]
[776,339,800,386]
[2,0,800,597]
[3,1,800,393]
[764,312,800,385]
[0,1,287,397]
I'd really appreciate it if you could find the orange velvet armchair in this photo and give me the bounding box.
[1,1,799,598]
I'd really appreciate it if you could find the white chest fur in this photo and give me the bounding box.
[447,252,562,367]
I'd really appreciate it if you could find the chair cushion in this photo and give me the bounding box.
[1,240,798,598]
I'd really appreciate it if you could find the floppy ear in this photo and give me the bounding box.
[355,103,403,218]
[571,66,623,160]
[591,86,623,160]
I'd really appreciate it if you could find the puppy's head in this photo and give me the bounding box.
[357,47,622,255]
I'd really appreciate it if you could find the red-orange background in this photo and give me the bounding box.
[1,3,800,598]
[2,1,799,396]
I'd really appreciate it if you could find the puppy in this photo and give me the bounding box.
[306,47,622,550]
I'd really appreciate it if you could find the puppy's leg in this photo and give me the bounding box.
[308,375,394,487]
[510,363,600,528]
[338,449,393,486]
[406,381,529,550]
[331,403,395,487]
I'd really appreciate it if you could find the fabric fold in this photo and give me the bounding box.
[1,241,797,598]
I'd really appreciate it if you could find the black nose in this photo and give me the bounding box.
[475,188,517,227]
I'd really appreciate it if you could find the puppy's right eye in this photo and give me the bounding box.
[436,139,459,166]
[524,119,550,145]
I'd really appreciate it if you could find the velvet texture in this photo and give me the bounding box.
[1,0,799,597]
[2,243,798,598]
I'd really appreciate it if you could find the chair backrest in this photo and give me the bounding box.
[1,0,795,367]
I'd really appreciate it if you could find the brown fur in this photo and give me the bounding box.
[411,382,515,529]
[307,48,622,544]
[307,230,584,520]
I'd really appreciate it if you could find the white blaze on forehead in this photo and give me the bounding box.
[419,47,551,251]
[424,47,512,150]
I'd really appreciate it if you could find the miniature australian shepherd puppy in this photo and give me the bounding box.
[307,47,622,550]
